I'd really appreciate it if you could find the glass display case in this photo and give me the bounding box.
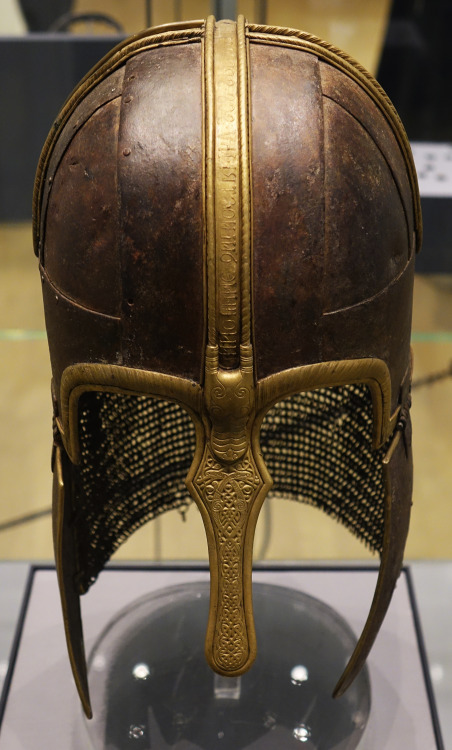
[0,1,451,746]
[0,564,448,749]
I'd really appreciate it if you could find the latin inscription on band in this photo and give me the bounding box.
[214,22,240,368]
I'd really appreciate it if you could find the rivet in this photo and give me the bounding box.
[48,176,53,184]
[123,148,131,156]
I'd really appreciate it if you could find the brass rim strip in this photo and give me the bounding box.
[59,363,202,463]
[58,357,396,464]
[237,15,252,349]
[204,16,216,349]
[256,357,395,447]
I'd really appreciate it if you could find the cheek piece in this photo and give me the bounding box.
[33,17,421,718]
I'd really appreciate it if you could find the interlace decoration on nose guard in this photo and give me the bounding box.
[188,345,269,674]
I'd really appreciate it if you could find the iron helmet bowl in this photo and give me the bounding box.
[33,17,421,717]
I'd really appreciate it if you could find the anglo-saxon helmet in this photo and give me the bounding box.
[33,17,421,718]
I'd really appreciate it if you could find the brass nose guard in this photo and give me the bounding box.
[187,344,270,674]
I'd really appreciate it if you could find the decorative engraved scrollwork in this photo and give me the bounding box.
[194,444,263,671]
[205,344,254,463]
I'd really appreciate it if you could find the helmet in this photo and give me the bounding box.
[33,17,421,718]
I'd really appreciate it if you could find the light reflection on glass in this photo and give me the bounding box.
[214,673,241,700]
[263,711,277,729]
[291,664,309,685]
[132,662,151,680]
[351,710,366,729]
[430,663,444,683]
[293,723,311,742]
[128,724,145,739]
[92,654,107,672]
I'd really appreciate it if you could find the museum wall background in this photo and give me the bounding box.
[0,0,451,563]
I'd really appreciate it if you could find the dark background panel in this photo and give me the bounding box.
[377,0,452,272]
[0,35,124,221]
[415,199,452,273]
[377,0,452,143]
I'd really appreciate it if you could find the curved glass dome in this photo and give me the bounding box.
[81,581,371,749]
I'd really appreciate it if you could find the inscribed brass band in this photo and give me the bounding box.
[213,19,241,367]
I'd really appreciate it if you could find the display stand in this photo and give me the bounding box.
[0,566,444,749]
[82,581,370,749]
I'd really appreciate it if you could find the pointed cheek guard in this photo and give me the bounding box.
[34,17,421,717]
